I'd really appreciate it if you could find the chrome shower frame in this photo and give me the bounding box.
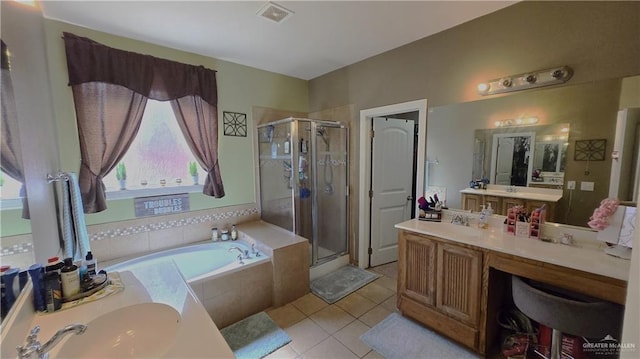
[257,117,349,267]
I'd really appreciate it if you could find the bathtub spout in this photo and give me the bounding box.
[228,246,249,259]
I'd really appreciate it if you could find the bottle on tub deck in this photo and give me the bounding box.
[60,258,80,299]
[211,227,219,241]
[231,225,238,241]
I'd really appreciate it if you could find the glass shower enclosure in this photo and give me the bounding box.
[257,118,348,266]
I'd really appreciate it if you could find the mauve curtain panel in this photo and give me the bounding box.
[1,40,30,218]
[63,32,223,212]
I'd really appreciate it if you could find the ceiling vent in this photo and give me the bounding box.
[257,2,294,24]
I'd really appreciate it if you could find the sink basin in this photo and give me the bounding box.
[56,303,181,358]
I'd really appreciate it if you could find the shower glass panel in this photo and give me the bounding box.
[257,118,348,267]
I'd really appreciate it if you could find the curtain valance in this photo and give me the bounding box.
[62,32,217,106]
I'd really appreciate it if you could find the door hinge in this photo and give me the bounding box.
[370,129,375,138]
[368,247,373,255]
[369,190,373,198]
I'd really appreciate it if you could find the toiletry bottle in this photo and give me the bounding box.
[486,203,494,217]
[44,266,62,312]
[60,258,80,299]
[85,251,97,277]
[1,267,19,316]
[231,225,238,240]
[477,205,487,229]
[221,229,230,241]
[1,266,11,318]
[211,227,219,241]
[76,259,87,282]
[284,133,290,154]
[28,264,46,312]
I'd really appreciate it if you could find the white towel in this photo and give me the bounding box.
[62,172,91,261]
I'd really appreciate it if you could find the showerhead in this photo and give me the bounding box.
[317,127,329,147]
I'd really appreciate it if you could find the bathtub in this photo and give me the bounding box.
[106,240,270,285]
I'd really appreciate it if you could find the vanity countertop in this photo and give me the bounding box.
[395,219,630,281]
[460,187,563,202]
[4,261,234,358]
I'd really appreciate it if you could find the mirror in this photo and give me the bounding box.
[609,108,640,203]
[427,75,640,227]
[473,123,569,188]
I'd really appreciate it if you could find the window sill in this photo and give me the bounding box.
[0,198,24,210]
[106,185,203,200]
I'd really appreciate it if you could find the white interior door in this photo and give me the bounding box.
[370,117,415,267]
[495,137,515,184]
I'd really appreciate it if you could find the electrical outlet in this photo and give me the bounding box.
[567,181,576,190]
[580,181,595,191]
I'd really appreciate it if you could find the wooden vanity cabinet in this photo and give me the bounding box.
[398,231,483,352]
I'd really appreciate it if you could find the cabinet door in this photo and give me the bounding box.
[436,243,482,326]
[502,197,524,214]
[462,194,481,212]
[484,196,501,215]
[398,232,436,307]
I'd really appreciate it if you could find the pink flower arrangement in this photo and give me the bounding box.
[587,198,619,230]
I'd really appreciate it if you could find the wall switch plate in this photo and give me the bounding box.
[580,181,595,191]
[567,181,576,190]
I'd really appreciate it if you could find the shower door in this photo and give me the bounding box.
[312,123,348,265]
[258,118,348,267]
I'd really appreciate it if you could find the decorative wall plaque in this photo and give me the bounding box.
[223,111,247,137]
[134,193,190,217]
[574,139,606,161]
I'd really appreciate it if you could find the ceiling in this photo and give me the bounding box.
[40,1,516,80]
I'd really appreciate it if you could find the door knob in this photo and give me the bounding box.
[407,196,413,201]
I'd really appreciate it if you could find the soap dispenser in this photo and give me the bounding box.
[478,205,488,229]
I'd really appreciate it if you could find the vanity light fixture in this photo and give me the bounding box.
[477,66,573,96]
[494,117,539,128]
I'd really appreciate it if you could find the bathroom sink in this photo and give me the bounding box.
[56,302,181,358]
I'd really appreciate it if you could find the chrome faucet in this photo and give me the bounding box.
[228,246,249,259]
[251,243,261,257]
[17,324,87,359]
[451,214,470,226]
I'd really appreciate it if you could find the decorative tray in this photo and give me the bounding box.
[62,273,109,303]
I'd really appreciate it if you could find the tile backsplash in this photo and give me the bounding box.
[0,204,259,269]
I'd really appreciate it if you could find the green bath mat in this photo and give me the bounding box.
[311,265,380,304]
[220,311,291,359]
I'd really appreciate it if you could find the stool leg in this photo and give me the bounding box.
[550,329,563,359]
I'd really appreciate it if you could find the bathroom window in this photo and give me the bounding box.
[102,100,206,194]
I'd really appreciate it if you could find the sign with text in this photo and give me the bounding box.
[134,193,190,217]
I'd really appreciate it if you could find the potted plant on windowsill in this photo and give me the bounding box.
[189,161,199,185]
[116,162,127,190]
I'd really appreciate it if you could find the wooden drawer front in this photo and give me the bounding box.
[436,243,482,326]
[400,297,479,351]
[401,234,436,306]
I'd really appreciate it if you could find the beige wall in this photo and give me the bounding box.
[308,1,640,240]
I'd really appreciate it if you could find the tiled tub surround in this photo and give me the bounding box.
[102,219,310,329]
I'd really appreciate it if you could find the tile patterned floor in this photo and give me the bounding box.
[265,262,398,359]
